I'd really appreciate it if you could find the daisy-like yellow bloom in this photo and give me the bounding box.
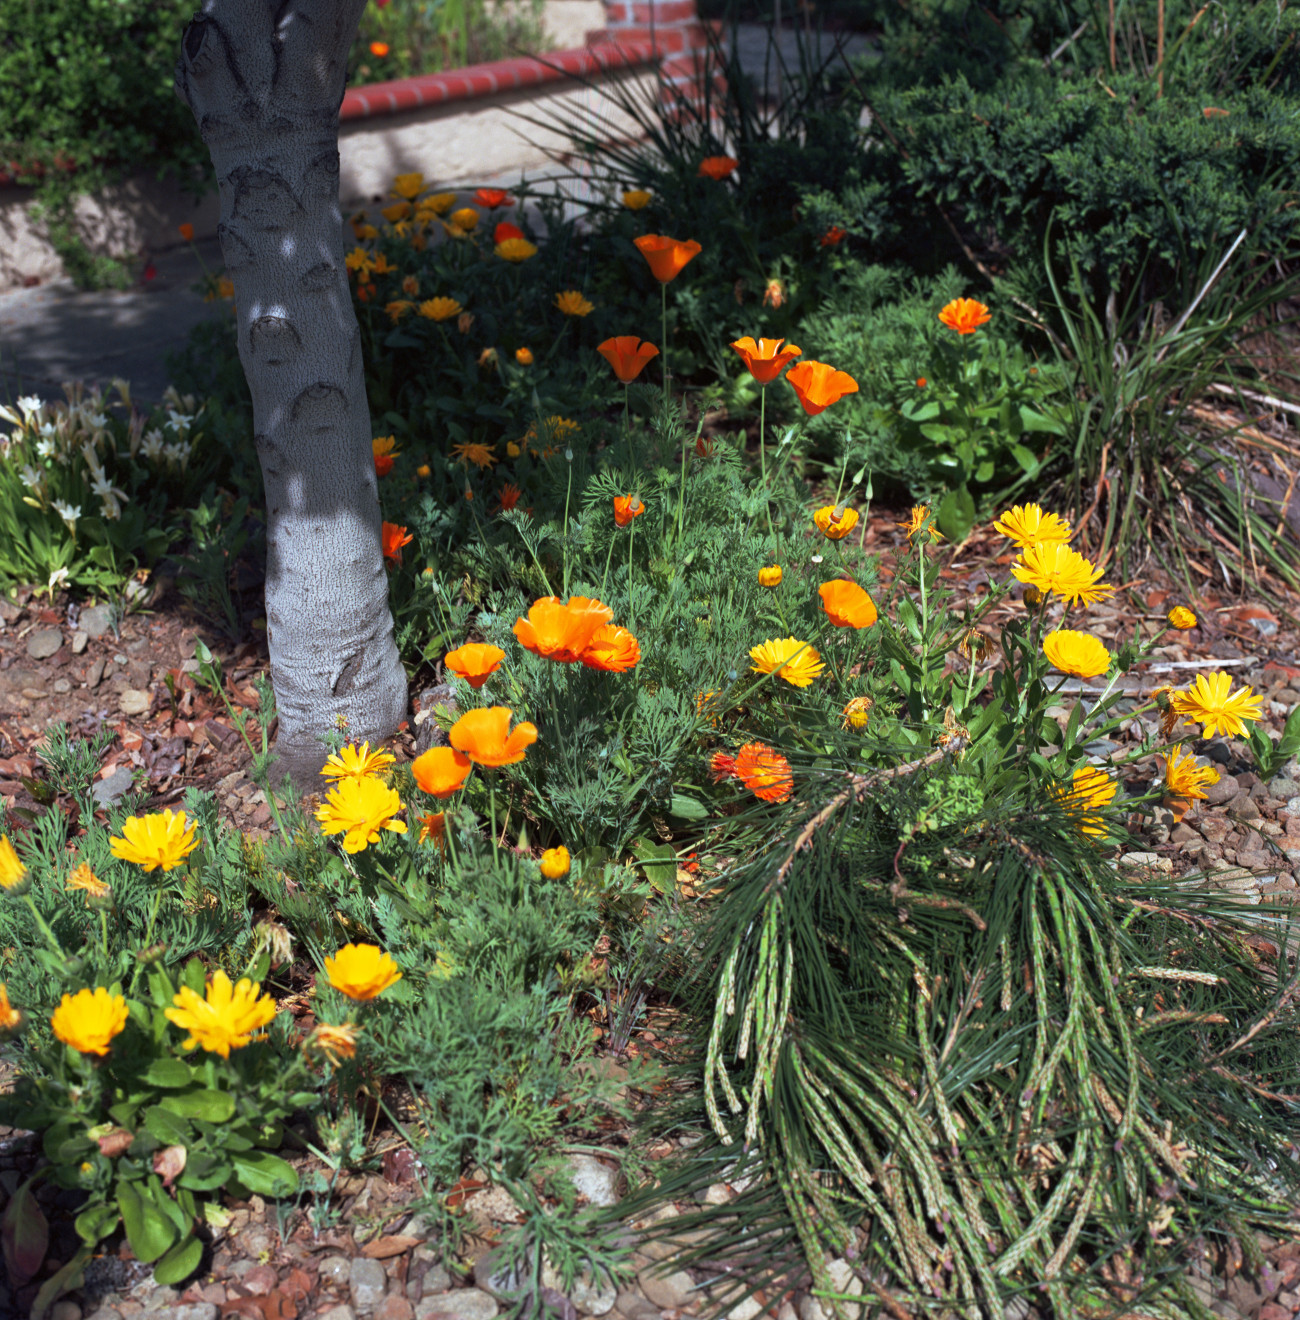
[1170,671,1264,739]
[325,943,403,1001]
[554,290,594,317]
[1042,630,1111,679]
[1164,745,1220,803]
[0,836,28,893]
[345,247,374,276]
[992,503,1073,549]
[758,565,783,587]
[165,971,276,1058]
[540,846,571,879]
[1051,766,1117,837]
[391,172,425,200]
[1012,543,1112,608]
[52,987,128,1056]
[0,983,20,1035]
[451,441,497,469]
[842,696,873,730]
[495,238,538,262]
[450,207,479,232]
[66,862,110,903]
[418,297,462,322]
[813,504,859,540]
[109,810,199,873]
[420,192,457,216]
[321,741,397,782]
[622,189,652,210]
[898,506,942,543]
[750,637,825,688]
[310,1022,358,1065]
[315,776,407,854]
[1167,606,1198,630]
[382,201,412,223]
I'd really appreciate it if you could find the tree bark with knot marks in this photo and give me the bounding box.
[175,0,407,787]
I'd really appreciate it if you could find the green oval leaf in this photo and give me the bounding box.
[160,1089,235,1123]
[116,1180,177,1264]
[142,1059,193,1089]
[230,1152,298,1198]
[151,1233,203,1286]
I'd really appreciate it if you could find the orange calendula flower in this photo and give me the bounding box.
[598,336,659,383]
[385,300,414,323]
[730,337,802,386]
[622,189,652,210]
[449,707,539,767]
[842,696,873,730]
[898,506,942,543]
[381,522,413,565]
[1164,745,1220,807]
[66,862,110,903]
[178,222,195,242]
[785,361,859,415]
[555,290,594,317]
[1052,766,1117,837]
[418,297,462,322]
[698,155,739,179]
[633,234,702,283]
[735,742,793,803]
[819,580,878,629]
[813,504,859,540]
[449,207,480,232]
[938,297,992,335]
[52,987,128,1056]
[165,970,276,1058]
[1013,543,1112,608]
[445,642,506,688]
[758,565,782,587]
[1170,672,1264,739]
[515,347,534,365]
[310,1022,358,1065]
[373,434,399,476]
[580,624,641,673]
[325,943,402,1001]
[750,637,825,687]
[451,441,496,469]
[1167,606,1198,630]
[613,494,646,527]
[411,746,473,797]
[0,983,20,1034]
[475,188,513,209]
[514,596,613,663]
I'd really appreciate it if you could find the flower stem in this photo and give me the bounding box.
[661,282,669,412]
[561,459,574,598]
[628,519,637,631]
[23,894,63,957]
[759,386,772,539]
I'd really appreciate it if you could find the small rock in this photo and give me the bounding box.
[796,1296,829,1320]
[718,1293,765,1320]
[86,656,106,688]
[151,1307,218,1320]
[53,677,72,693]
[696,1182,733,1206]
[415,1289,500,1320]
[541,1260,617,1316]
[51,1302,83,1320]
[416,1265,452,1299]
[1230,791,1263,821]
[71,630,89,654]
[27,627,63,659]
[565,1153,620,1208]
[637,1269,695,1310]
[80,603,115,637]
[777,1304,797,1320]
[318,1308,357,1320]
[1203,774,1239,806]
[241,1265,279,1296]
[351,1257,389,1311]
[118,688,152,716]
[375,1295,415,1320]
[823,1260,865,1320]
[86,1311,125,1320]
[613,1292,660,1320]
[92,767,135,807]
[1170,823,1201,846]
[143,1289,180,1311]
[320,1257,353,1287]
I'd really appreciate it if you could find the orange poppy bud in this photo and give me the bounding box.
[444,642,505,688]
[730,337,801,386]
[515,347,533,366]
[613,494,645,527]
[597,336,659,384]
[698,155,738,180]
[370,41,389,56]
[633,234,702,284]
[818,580,878,629]
[762,279,784,308]
[937,297,992,335]
[411,746,473,797]
[786,361,859,416]
[177,222,195,242]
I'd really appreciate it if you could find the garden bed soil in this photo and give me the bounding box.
[2,514,1300,1320]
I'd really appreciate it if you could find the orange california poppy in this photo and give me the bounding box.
[785,361,860,416]
[381,522,413,565]
[411,746,473,797]
[493,221,525,243]
[449,707,538,767]
[818,580,878,629]
[820,226,846,247]
[370,41,389,56]
[178,222,195,242]
[597,336,659,384]
[475,188,513,209]
[513,596,613,663]
[937,297,992,335]
[730,337,802,386]
[417,811,446,846]
[698,155,739,180]
[444,643,505,688]
[580,624,641,673]
[633,234,702,284]
[497,482,523,512]
[734,742,793,803]
[613,494,645,527]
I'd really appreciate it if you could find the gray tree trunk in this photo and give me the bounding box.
[175,0,407,788]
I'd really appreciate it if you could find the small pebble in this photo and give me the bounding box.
[71,630,89,653]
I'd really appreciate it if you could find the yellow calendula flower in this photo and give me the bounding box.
[450,207,480,232]
[1042,630,1111,680]
[750,637,825,688]
[420,192,457,216]
[66,862,111,904]
[418,297,462,322]
[0,836,28,894]
[539,846,571,879]
[109,810,199,873]
[1051,766,1117,837]
[842,696,873,730]
[813,504,859,540]
[165,970,276,1058]
[1167,606,1198,630]
[345,247,374,277]
[325,943,403,1001]
[1170,672,1264,739]
[0,983,20,1035]
[758,565,783,587]
[622,189,652,210]
[554,290,594,317]
[992,503,1072,549]
[315,777,407,854]
[897,506,942,543]
[391,172,426,200]
[1164,746,1220,803]
[309,1022,358,1065]
[1012,543,1112,608]
[516,347,534,365]
[496,238,539,262]
[52,987,128,1056]
[452,441,497,469]
[382,201,412,223]
[320,742,396,782]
